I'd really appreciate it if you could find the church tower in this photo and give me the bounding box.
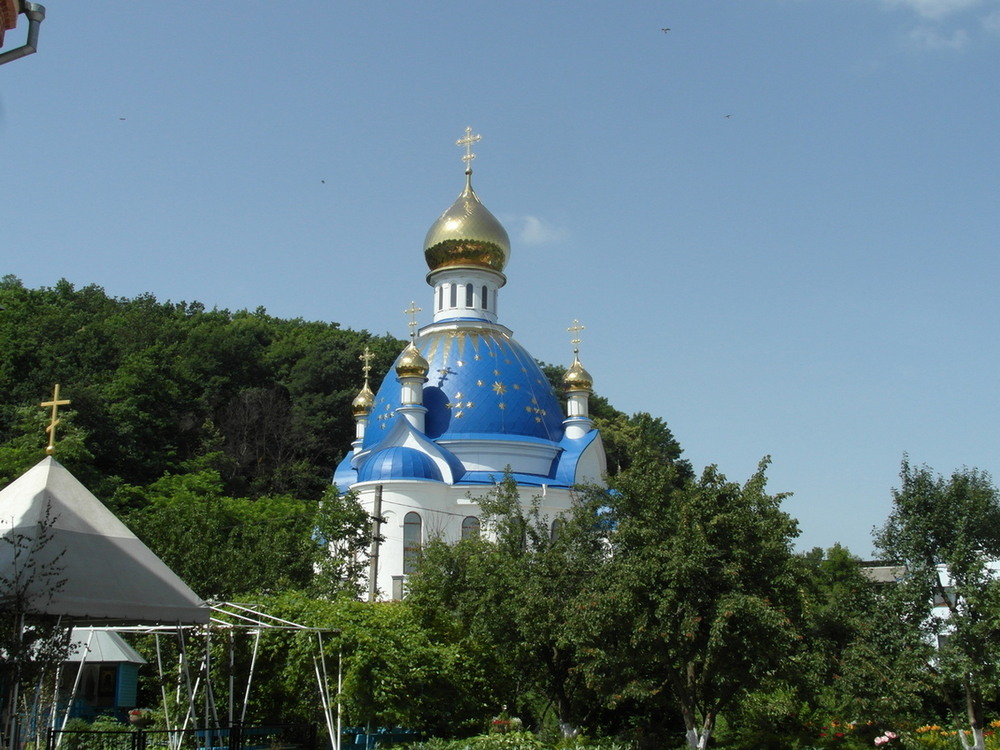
[333,130,606,600]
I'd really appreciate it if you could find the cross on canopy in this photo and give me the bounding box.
[40,383,71,456]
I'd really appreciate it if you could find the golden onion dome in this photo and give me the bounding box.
[424,173,510,274]
[395,343,430,379]
[563,357,593,392]
[352,381,375,417]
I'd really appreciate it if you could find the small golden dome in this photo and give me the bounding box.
[563,357,593,392]
[352,381,375,417]
[424,174,510,274]
[396,343,429,379]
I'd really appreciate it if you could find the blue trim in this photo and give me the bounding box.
[457,471,573,489]
[553,429,601,487]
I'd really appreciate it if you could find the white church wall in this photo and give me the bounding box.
[354,479,578,599]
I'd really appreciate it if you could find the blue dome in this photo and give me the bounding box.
[364,326,565,448]
[358,446,443,482]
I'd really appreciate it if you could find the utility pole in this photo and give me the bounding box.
[367,484,383,602]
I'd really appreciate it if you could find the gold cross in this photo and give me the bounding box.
[456,127,481,173]
[404,301,422,339]
[359,346,374,380]
[40,384,71,456]
[567,319,585,356]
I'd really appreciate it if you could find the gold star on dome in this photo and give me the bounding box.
[492,382,507,395]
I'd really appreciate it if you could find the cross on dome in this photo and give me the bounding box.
[456,127,481,174]
[567,319,585,357]
[404,301,422,339]
[359,346,374,380]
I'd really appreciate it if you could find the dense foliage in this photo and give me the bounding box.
[8,278,1000,748]
[0,274,403,500]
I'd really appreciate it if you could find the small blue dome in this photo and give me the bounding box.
[358,446,443,482]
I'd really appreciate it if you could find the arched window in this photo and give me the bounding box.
[461,516,480,540]
[482,285,489,310]
[449,284,457,308]
[438,285,443,311]
[465,283,474,307]
[403,512,422,574]
[551,518,564,541]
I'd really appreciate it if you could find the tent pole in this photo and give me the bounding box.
[154,633,178,750]
[336,644,342,750]
[239,630,261,726]
[227,630,234,728]
[204,629,220,729]
[311,657,334,749]
[314,633,335,750]
[56,627,95,748]
[178,628,199,731]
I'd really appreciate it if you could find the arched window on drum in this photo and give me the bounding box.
[461,516,480,540]
[403,512,422,574]
[551,518,564,541]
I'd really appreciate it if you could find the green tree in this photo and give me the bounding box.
[874,459,1000,750]
[0,405,94,489]
[232,593,491,736]
[576,457,801,750]
[406,473,609,736]
[311,487,371,600]
[120,468,319,599]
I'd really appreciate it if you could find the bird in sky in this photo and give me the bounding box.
[662,27,670,32]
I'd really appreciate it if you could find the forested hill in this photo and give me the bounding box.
[0,275,405,500]
[0,275,686,494]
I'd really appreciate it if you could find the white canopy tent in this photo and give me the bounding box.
[1,457,208,747]
[1,458,339,750]
[0,457,209,625]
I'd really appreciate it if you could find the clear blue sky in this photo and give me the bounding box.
[3,1,999,557]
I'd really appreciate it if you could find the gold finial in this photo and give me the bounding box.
[40,384,71,456]
[359,346,374,381]
[456,127,481,174]
[404,301,422,340]
[567,320,585,358]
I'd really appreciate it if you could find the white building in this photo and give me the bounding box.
[332,132,606,599]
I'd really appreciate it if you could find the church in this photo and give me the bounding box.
[333,130,607,600]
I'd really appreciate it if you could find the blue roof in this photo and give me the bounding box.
[357,446,443,483]
[364,327,565,448]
